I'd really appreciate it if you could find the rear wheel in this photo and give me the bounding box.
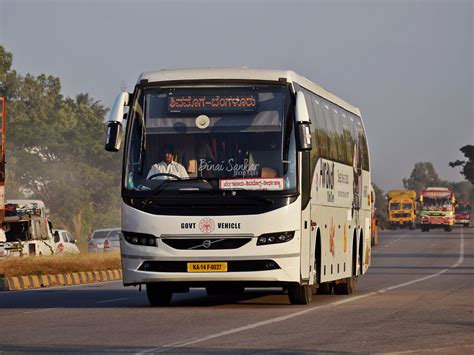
[146,283,173,307]
[288,284,312,304]
[334,276,357,295]
[444,225,453,232]
[316,282,333,295]
[421,225,429,232]
[464,223,470,227]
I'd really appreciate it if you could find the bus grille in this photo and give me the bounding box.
[138,260,280,272]
[162,238,252,250]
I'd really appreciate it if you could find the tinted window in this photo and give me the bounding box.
[92,231,108,239]
[108,230,121,240]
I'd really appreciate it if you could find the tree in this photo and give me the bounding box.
[1,46,121,250]
[402,162,445,193]
[449,145,474,184]
[372,182,388,228]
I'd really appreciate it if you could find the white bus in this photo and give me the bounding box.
[105,68,372,306]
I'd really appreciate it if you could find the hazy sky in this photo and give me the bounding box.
[1,0,472,191]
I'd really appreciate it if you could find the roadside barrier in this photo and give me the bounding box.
[0,269,122,291]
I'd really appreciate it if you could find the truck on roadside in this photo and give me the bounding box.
[386,190,417,230]
[1,199,55,257]
[418,187,455,232]
[454,201,471,227]
[0,97,6,256]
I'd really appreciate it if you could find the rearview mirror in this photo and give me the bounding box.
[105,92,129,152]
[295,92,312,151]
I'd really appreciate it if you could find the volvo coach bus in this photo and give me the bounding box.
[105,68,372,306]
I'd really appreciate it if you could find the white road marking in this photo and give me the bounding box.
[96,297,129,304]
[23,307,61,314]
[141,229,465,354]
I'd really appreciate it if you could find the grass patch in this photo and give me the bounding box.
[0,252,121,278]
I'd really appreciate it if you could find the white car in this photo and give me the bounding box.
[53,229,80,254]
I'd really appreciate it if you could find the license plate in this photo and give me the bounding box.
[187,262,227,272]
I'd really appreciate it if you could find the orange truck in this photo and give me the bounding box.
[386,190,417,230]
[0,97,5,255]
[419,187,455,232]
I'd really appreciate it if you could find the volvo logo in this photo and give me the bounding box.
[203,239,211,248]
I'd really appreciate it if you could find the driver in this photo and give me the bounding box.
[147,144,189,180]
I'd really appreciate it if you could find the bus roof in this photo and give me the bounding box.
[138,68,361,116]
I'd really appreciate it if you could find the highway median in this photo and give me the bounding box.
[0,252,122,291]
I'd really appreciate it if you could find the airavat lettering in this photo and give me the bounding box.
[321,161,335,190]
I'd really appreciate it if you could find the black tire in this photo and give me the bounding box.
[334,276,357,295]
[288,284,312,305]
[316,282,333,295]
[463,223,469,227]
[421,225,429,232]
[444,225,453,232]
[146,283,173,307]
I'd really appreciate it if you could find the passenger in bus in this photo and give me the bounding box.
[147,144,189,180]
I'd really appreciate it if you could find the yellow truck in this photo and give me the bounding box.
[386,190,417,230]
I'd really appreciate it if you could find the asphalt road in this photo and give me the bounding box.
[1,227,473,354]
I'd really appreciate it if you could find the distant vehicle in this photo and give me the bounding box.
[418,187,455,232]
[53,229,80,254]
[104,229,121,252]
[386,190,417,230]
[370,185,378,246]
[2,199,55,257]
[454,201,471,227]
[0,97,6,257]
[88,228,121,252]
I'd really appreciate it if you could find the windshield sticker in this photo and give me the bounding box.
[198,158,260,177]
[219,178,284,191]
[168,94,258,113]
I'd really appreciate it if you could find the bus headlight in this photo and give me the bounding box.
[123,231,157,247]
[257,231,294,246]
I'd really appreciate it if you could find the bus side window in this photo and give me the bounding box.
[313,98,328,159]
[322,102,339,162]
[331,107,347,164]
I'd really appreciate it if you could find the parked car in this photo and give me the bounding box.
[104,229,121,252]
[53,229,80,254]
[88,228,121,253]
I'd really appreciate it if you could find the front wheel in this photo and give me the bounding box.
[146,283,173,307]
[288,284,312,305]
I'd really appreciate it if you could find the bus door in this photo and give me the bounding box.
[300,150,313,283]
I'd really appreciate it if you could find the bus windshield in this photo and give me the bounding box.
[125,84,296,194]
[422,197,453,211]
